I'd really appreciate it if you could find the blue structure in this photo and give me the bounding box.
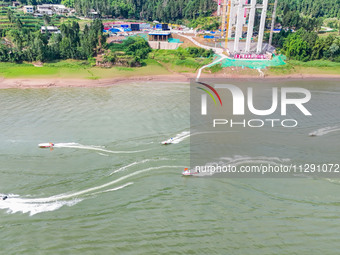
[109,28,120,33]
[204,35,214,39]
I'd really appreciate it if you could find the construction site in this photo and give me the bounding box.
[216,0,278,59]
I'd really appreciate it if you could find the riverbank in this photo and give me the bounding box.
[0,59,339,89]
[1,72,339,89]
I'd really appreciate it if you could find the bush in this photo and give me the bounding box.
[186,47,214,58]
[87,57,96,66]
[208,63,222,73]
[103,51,116,63]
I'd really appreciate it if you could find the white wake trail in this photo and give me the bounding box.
[52,142,146,154]
[0,197,82,216]
[91,182,134,195]
[26,165,184,202]
[0,165,184,215]
[162,131,190,144]
[309,126,340,137]
[221,155,290,165]
[162,130,236,145]
[109,158,169,175]
[187,156,292,176]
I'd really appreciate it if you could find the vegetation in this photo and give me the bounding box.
[323,18,340,30]
[0,18,105,63]
[104,36,152,66]
[188,16,219,30]
[149,47,214,71]
[268,59,340,76]
[268,0,340,63]
[0,0,339,78]
[272,29,340,62]
[207,63,222,73]
[0,59,170,78]
[277,0,340,18]
[66,0,216,22]
[0,3,214,72]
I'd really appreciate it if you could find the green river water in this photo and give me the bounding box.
[0,80,340,254]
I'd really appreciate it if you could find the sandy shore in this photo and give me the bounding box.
[0,73,339,89]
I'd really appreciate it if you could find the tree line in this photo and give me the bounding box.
[51,0,216,22]
[0,19,105,62]
[269,0,340,62]
[271,29,340,62]
[277,0,340,19]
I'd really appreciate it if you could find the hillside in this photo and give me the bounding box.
[10,0,340,21]
[277,0,340,18]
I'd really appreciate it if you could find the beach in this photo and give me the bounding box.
[0,72,339,89]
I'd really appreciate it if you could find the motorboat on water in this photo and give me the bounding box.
[161,138,174,145]
[38,143,54,148]
[182,168,199,176]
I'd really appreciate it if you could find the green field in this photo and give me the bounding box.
[267,60,340,76]
[0,58,339,80]
[0,59,171,79]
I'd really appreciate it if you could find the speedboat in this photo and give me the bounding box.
[161,138,174,145]
[182,168,199,176]
[38,143,54,148]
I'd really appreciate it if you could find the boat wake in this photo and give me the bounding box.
[0,195,82,216]
[220,155,291,165]
[309,126,340,137]
[109,158,169,175]
[0,164,184,216]
[161,130,237,145]
[185,155,291,176]
[162,131,190,145]
[50,142,146,154]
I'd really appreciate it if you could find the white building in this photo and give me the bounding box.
[41,26,60,34]
[37,4,69,16]
[37,5,53,15]
[23,5,34,14]
[51,4,68,14]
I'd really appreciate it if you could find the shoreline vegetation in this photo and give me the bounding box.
[1,4,339,89]
[0,59,339,89]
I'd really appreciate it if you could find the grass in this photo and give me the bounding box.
[44,60,91,68]
[0,59,167,79]
[116,67,134,71]
[267,59,340,76]
[150,48,213,72]
[206,64,223,73]
[3,57,176,79]
[0,62,58,78]
[1,58,339,80]
[288,60,340,67]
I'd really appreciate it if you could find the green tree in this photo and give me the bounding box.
[282,33,310,61]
